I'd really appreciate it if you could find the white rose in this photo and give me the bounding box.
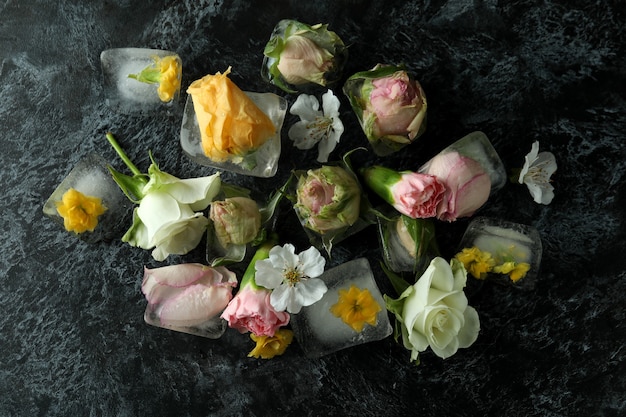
[387,257,480,361]
[122,169,221,261]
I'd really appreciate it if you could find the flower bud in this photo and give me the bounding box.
[210,196,262,246]
[277,35,334,86]
[295,165,361,234]
[263,20,347,93]
[344,64,427,156]
[366,69,425,140]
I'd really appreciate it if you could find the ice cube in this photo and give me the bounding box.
[100,47,180,113]
[458,216,542,289]
[420,131,507,193]
[43,153,132,243]
[144,306,227,339]
[180,92,286,178]
[376,212,437,274]
[291,258,392,358]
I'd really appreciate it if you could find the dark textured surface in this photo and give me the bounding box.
[1,1,625,416]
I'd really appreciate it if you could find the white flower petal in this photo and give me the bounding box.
[269,244,298,270]
[254,258,286,289]
[165,174,221,208]
[289,94,321,120]
[321,89,340,118]
[289,122,321,150]
[270,284,295,312]
[298,246,325,278]
[294,278,328,309]
[137,192,182,243]
[457,306,480,349]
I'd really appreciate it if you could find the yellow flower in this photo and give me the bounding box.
[330,285,381,332]
[493,261,531,282]
[248,329,294,359]
[128,55,182,103]
[55,188,107,233]
[156,55,182,102]
[186,67,276,162]
[455,247,496,279]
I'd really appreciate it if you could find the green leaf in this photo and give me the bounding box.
[107,165,147,203]
[381,261,411,296]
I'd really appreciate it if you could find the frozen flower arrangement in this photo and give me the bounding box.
[41,22,560,366]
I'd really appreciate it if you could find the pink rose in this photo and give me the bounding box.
[366,70,426,140]
[390,172,446,218]
[142,263,237,328]
[421,151,491,221]
[221,286,290,337]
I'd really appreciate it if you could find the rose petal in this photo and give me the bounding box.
[159,284,232,327]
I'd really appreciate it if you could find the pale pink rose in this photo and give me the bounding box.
[367,71,425,139]
[295,166,361,234]
[422,151,491,222]
[389,172,446,218]
[277,35,333,86]
[221,286,290,337]
[142,263,237,327]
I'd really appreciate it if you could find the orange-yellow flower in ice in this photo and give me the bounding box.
[128,55,182,103]
[330,285,381,332]
[187,67,276,163]
[248,328,294,359]
[156,55,182,102]
[55,188,107,233]
[455,247,496,279]
[493,261,530,283]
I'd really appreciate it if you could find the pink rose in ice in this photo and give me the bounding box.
[421,151,491,222]
[389,172,446,218]
[366,70,426,140]
[142,263,237,328]
[221,286,290,337]
[295,165,361,234]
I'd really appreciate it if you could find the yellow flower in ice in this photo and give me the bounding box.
[186,67,276,163]
[330,285,381,332]
[455,247,496,279]
[493,261,531,283]
[156,56,182,102]
[128,55,182,103]
[248,329,294,359]
[55,188,107,233]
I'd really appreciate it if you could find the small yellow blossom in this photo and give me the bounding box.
[248,329,294,359]
[156,56,182,102]
[55,188,107,233]
[455,247,496,279]
[493,261,531,283]
[128,55,182,103]
[330,285,381,332]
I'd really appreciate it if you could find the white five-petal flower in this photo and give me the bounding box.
[288,89,344,163]
[254,243,328,313]
[518,141,557,205]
